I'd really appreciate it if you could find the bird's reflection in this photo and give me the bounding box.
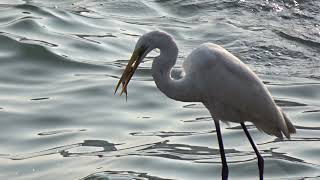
[60,140,118,158]
[1,136,318,180]
[2,140,117,160]
[1,138,313,167]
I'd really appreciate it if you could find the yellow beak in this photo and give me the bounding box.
[114,48,144,98]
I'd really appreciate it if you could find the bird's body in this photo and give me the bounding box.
[115,31,296,180]
[183,43,295,138]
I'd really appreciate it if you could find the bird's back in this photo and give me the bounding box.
[183,43,295,138]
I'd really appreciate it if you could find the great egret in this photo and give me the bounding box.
[114,31,296,180]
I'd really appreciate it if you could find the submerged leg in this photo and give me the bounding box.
[241,122,264,180]
[214,120,228,180]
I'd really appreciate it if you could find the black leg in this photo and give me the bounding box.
[241,122,264,180]
[214,120,228,180]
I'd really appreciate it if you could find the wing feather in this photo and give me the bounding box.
[186,43,294,138]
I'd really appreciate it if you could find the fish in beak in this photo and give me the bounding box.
[114,47,145,99]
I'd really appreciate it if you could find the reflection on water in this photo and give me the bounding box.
[0,0,319,180]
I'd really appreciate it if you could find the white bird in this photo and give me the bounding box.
[114,31,296,180]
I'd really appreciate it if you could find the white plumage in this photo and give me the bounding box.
[115,31,296,180]
[186,43,295,138]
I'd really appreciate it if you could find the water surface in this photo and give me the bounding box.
[0,0,319,180]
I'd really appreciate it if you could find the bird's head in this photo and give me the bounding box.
[114,31,174,98]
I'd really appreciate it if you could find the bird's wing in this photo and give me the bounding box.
[188,44,288,137]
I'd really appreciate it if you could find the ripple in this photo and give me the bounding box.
[182,103,205,109]
[0,31,58,47]
[82,170,173,180]
[303,109,320,113]
[182,116,212,123]
[274,29,320,49]
[275,99,307,107]
[0,15,42,28]
[71,33,117,44]
[130,130,214,138]
[30,97,50,101]
[0,34,106,71]
[38,129,86,136]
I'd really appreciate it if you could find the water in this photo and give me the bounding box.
[0,0,319,179]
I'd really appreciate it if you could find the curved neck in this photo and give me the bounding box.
[151,39,200,102]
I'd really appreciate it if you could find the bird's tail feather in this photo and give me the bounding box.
[281,109,296,134]
[256,107,296,139]
[279,107,296,139]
